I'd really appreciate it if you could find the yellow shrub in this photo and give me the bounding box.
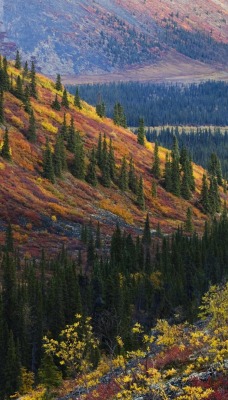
[41,120,58,134]
[100,199,133,224]
[10,115,24,129]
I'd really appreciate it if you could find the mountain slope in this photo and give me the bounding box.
[2,0,228,77]
[0,62,221,256]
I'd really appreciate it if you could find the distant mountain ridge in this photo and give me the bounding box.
[2,0,228,77]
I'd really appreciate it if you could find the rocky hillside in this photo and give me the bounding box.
[2,0,228,77]
[0,59,223,257]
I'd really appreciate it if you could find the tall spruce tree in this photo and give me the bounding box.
[108,138,116,181]
[43,138,55,183]
[61,88,69,108]
[27,109,36,142]
[119,156,128,191]
[23,86,31,113]
[128,156,137,194]
[15,50,21,70]
[164,153,172,192]
[96,133,103,168]
[101,134,111,187]
[74,87,82,109]
[23,61,28,77]
[72,132,85,179]
[185,207,194,233]
[137,117,145,146]
[136,175,145,210]
[1,127,11,160]
[86,147,97,186]
[53,134,66,178]
[142,213,151,246]
[200,174,210,214]
[51,94,61,111]
[152,141,160,178]
[171,136,181,196]
[30,61,37,98]
[59,113,68,140]
[55,74,62,91]
[67,117,76,152]
[0,90,4,124]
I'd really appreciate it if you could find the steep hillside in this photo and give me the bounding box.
[0,61,222,257]
[2,0,228,77]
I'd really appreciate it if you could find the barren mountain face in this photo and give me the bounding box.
[1,0,228,76]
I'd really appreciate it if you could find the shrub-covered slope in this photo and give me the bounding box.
[0,61,226,256]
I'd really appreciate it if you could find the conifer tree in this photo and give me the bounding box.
[109,138,116,181]
[5,222,14,252]
[96,133,103,168]
[1,127,11,160]
[2,57,10,91]
[59,113,68,140]
[43,138,55,183]
[152,141,160,179]
[95,222,101,249]
[185,207,194,232]
[209,176,221,214]
[72,132,85,179]
[23,86,31,113]
[67,117,76,152]
[15,50,21,70]
[164,153,172,192]
[119,156,128,191]
[137,117,145,146]
[86,147,97,186]
[15,75,24,100]
[4,331,21,398]
[30,61,37,98]
[74,87,82,109]
[61,88,69,108]
[101,134,111,187]
[181,169,191,200]
[38,353,62,390]
[200,174,210,214]
[113,102,126,127]
[51,94,61,111]
[53,134,66,177]
[96,102,105,118]
[55,74,62,91]
[23,61,28,77]
[142,213,151,246]
[171,136,181,196]
[137,175,145,210]
[128,156,137,194]
[27,109,36,142]
[151,180,157,197]
[0,90,4,124]
[208,152,223,186]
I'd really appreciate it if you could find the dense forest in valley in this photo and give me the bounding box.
[0,210,228,399]
[70,81,228,127]
[146,127,228,178]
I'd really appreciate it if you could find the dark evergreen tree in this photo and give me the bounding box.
[208,176,221,214]
[59,113,68,140]
[26,109,36,143]
[74,87,82,109]
[136,175,145,210]
[4,331,21,398]
[5,222,14,252]
[15,75,24,100]
[1,57,9,91]
[43,138,55,183]
[53,134,66,177]
[200,174,210,214]
[119,156,128,191]
[0,90,4,124]
[1,127,11,160]
[96,102,105,118]
[55,74,62,91]
[128,156,137,194]
[137,117,145,146]
[170,136,181,196]
[38,354,62,390]
[164,153,172,192]
[208,153,223,186]
[86,147,97,186]
[185,207,194,232]
[108,138,116,181]
[51,94,61,111]
[67,117,76,152]
[113,102,126,127]
[15,50,21,70]
[30,61,37,98]
[96,133,103,168]
[72,132,85,180]
[151,141,160,179]
[142,213,151,246]
[100,134,111,187]
[23,86,31,113]
[61,88,69,108]
[151,180,157,197]
[23,61,28,77]
[95,222,101,249]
